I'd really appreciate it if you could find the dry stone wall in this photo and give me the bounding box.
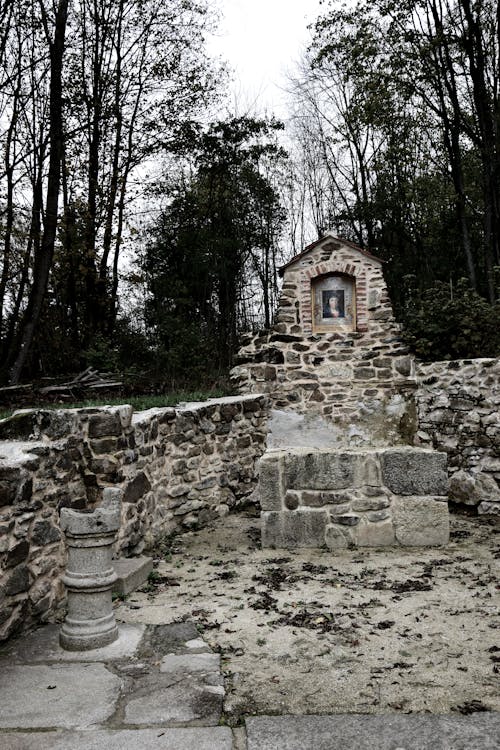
[231,235,417,446]
[416,359,500,514]
[0,395,268,642]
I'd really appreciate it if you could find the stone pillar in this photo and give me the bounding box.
[59,488,122,651]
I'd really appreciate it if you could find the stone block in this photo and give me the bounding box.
[123,472,151,504]
[392,496,449,546]
[324,524,350,549]
[351,494,389,512]
[478,501,500,515]
[284,451,358,491]
[381,449,448,495]
[113,556,154,595]
[5,540,29,568]
[449,470,500,507]
[329,503,352,516]
[4,564,31,596]
[88,412,123,438]
[355,518,395,547]
[261,510,328,548]
[335,513,360,526]
[258,453,285,511]
[284,491,300,510]
[90,437,120,455]
[31,520,61,547]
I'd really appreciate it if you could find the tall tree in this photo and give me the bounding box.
[145,117,286,379]
[0,0,222,383]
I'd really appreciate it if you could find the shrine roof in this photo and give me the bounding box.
[278,233,384,277]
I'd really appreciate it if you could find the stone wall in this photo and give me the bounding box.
[231,234,417,446]
[0,395,268,642]
[415,359,500,514]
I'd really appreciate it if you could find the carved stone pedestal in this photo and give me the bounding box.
[59,488,121,651]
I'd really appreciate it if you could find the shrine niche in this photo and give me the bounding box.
[312,273,356,333]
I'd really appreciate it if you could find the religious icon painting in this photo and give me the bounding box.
[312,274,356,332]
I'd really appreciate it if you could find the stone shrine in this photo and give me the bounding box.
[232,233,450,548]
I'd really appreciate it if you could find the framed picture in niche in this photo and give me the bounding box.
[312,274,356,332]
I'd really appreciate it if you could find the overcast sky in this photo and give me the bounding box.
[208,0,325,116]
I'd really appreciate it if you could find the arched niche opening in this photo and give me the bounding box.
[311,273,356,333]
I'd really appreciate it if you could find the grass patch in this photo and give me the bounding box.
[0,388,230,421]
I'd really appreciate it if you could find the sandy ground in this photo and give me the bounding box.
[117,509,500,724]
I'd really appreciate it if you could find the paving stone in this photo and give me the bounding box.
[137,622,200,658]
[246,713,500,750]
[185,637,212,652]
[123,672,223,726]
[0,623,145,663]
[0,728,233,749]
[0,664,121,729]
[160,652,220,672]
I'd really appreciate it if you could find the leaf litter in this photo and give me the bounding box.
[118,510,500,722]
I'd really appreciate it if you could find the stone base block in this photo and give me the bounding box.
[325,524,351,549]
[259,447,450,550]
[113,556,154,596]
[354,518,395,547]
[261,510,328,548]
[393,496,449,546]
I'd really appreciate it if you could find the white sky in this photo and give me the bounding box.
[208,0,325,117]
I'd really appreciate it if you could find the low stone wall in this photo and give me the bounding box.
[0,395,268,642]
[415,359,500,514]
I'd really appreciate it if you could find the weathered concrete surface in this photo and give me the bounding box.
[246,714,500,750]
[0,728,234,750]
[0,663,121,729]
[267,409,345,449]
[120,511,500,721]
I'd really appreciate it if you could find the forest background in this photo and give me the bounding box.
[1,0,500,394]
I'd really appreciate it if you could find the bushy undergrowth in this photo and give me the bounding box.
[401,278,500,361]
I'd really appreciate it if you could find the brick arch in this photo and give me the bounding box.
[299,262,368,334]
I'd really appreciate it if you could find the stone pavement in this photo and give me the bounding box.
[0,622,499,749]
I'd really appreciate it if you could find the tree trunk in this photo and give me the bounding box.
[9,0,69,384]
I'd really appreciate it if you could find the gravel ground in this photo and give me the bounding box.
[118,509,500,724]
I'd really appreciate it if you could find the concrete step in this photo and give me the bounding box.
[113,556,153,595]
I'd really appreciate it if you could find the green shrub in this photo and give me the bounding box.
[401,278,500,361]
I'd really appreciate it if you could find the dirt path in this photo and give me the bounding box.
[118,510,500,723]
